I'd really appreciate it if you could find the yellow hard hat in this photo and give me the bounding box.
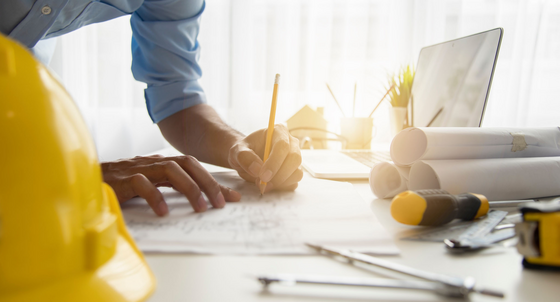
[0,34,155,301]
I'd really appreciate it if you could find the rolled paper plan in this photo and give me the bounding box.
[409,157,560,200]
[370,126,560,199]
[369,162,410,199]
[391,127,560,166]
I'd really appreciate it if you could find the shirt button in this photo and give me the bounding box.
[41,6,52,15]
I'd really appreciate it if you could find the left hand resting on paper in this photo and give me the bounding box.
[101,155,241,216]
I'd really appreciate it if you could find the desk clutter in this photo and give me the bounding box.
[258,243,505,299]
[372,126,560,270]
[394,194,560,269]
[370,126,560,200]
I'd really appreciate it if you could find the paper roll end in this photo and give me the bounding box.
[369,162,407,199]
[390,128,427,166]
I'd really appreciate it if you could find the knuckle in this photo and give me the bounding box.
[181,155,199,165]
[129,173,146,185]
[275,140,290,153]
[275,123,288,131]
[287,153,302,167]
[210,182,221,194]
[200,173,220,189]
[162,160,180,171]
[291,136,300,145]
[121,159,135,166]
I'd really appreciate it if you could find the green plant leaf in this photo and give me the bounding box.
[386,64,415,107]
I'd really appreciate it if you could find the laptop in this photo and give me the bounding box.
[302,28,504,179]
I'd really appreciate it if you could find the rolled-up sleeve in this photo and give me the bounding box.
[130,0,206,123]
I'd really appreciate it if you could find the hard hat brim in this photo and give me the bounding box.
[2,235,156,302]
[1,186,156,302]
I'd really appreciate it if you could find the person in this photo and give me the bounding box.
[1,0,302,216]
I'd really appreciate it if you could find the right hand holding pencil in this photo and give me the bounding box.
[228,124,303,193]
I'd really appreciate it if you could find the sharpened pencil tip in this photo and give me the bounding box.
[275,74,280,84]
[259,182,266,195]
[305,243,321,250]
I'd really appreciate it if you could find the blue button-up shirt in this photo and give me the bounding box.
[1,0,206,123]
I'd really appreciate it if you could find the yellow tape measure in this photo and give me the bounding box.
[516,199,560,270]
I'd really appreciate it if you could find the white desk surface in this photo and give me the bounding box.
[144,177,560,302]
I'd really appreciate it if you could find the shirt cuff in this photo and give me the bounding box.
[145,81,207,123]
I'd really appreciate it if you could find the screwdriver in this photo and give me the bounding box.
[390,189,533,226]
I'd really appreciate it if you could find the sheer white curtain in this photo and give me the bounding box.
[49,0,560,160]
[49,16,166,162]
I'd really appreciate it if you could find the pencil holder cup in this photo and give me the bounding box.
[340,117,374,149]
[389,106,407,138]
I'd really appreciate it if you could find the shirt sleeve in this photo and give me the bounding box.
[130,0,206,123]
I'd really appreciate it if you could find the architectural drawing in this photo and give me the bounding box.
[121,172,399,255]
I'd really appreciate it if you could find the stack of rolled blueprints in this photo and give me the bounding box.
[370,127,560,200]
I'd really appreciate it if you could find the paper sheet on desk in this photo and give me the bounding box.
[121,172,399,255]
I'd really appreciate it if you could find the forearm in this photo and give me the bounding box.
[157,104,245,168]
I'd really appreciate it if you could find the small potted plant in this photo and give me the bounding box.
[387,65,414,137]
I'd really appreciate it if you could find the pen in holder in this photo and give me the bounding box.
[340,117,373,149]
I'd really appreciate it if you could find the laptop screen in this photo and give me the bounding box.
[411,28,503,127]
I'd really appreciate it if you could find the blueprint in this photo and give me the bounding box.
[121,171,398,255]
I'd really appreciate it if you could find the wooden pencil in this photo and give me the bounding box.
[260,74,280,195]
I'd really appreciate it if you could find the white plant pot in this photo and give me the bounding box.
[389,107,407,137]
[340,117,374,149]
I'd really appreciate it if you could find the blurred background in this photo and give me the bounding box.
[48,0,560,161]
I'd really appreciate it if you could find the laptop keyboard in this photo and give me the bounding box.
[341,150,391,168]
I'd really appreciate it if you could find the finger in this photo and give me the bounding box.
[155,181,173,187]
[274,167,304,190]
[265,182,298,193]
[129,158,218,210]
[269,137,302,187]
[220,184,241,202]
[228,146,242,170]
[284,183,299,191]
[260,125,291,183]
[172,156,228,209]
[231,145,264,178]
[237,169,257,183]
[125,174,168,216]
[136,160,208,213]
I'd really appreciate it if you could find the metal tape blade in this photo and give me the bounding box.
[401,210,509,242]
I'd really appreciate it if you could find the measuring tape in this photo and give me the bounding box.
[402,210,515,242]
[458,210,507,240]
